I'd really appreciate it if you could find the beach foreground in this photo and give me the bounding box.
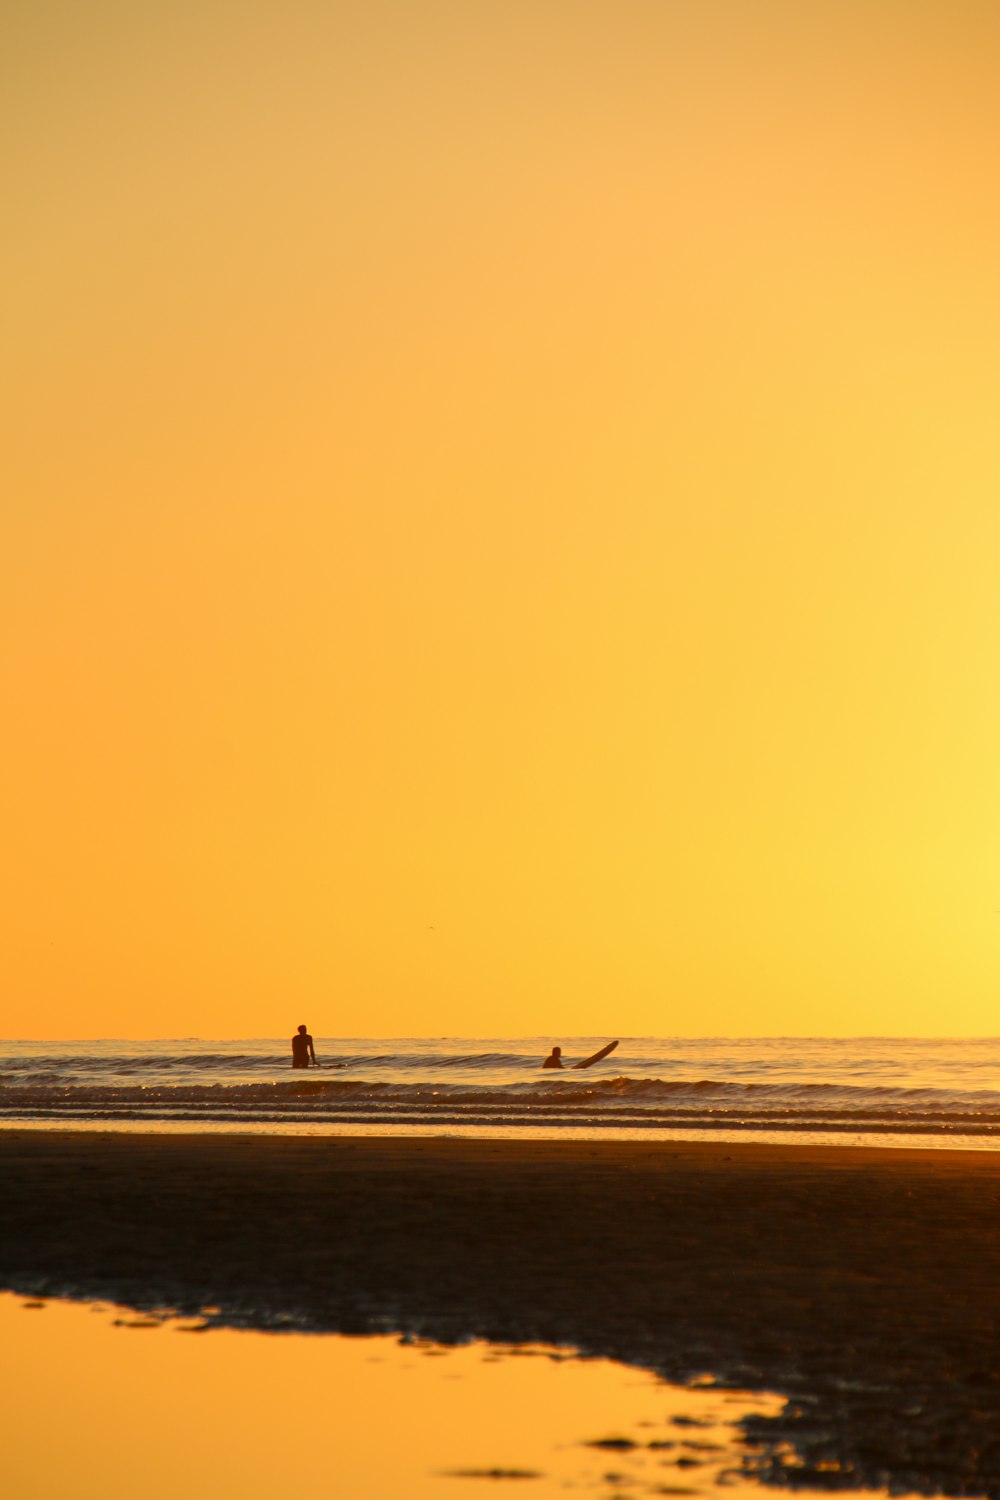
[2,1133,999,1495]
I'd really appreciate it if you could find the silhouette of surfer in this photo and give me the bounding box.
[291,1025,318,1069]
[542,1040,619,1070]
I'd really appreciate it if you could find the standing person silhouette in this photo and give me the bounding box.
[291,1025,318,1068]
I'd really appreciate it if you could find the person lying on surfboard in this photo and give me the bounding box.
[541,1041,618,1070]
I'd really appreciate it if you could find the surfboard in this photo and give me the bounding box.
[573,1040,619,1070]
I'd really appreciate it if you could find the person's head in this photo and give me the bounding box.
[551,1046,561,1058]
[298,1024,307,1035]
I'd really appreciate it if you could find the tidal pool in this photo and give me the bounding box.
[0,1293,880,1499]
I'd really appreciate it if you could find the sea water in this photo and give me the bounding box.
[3,1035,1000,1147]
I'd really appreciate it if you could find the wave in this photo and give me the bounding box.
[4,1075,1000,1137]
[4,1073,1000,1101]
[0,1049,536,1079]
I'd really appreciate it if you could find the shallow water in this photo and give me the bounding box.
[4,1036,1000,1147]
[1,1293,888,1500]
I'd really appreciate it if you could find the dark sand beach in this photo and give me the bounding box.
[2,1132,999,1495]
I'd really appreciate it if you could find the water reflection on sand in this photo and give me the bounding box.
[1,1294,882,1500]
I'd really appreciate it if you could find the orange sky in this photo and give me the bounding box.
[3,1,1000,1038]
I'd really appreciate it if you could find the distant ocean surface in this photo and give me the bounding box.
[4,1037,1000,1148]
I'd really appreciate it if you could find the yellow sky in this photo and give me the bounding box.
[3,1,1000,1038]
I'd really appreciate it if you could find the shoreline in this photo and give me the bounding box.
[5,1119,1000,1151]
[4,1131,999,1493]
[7,1122,999,1152]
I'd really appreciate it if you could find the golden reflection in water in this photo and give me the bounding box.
[2,1293,806,1499]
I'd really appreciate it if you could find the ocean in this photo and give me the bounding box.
[3,1035,1000,1147]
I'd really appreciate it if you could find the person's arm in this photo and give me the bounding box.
[309,1037,319,1066]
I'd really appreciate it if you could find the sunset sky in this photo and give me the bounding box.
[4,1,1000,1039]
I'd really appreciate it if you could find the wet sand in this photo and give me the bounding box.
[2,1132,999,1494]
